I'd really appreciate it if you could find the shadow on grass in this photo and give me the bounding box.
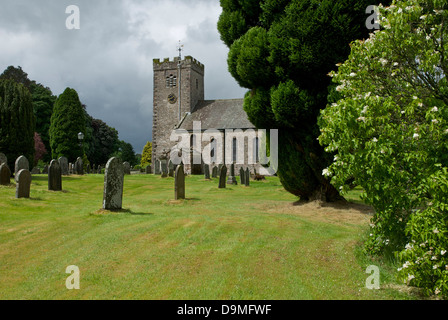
[292,199,374,216]
[90,208,154,216]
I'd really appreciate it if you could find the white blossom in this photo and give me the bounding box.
[432,106,439,112]
[413,133,420,139]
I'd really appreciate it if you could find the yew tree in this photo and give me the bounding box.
[218,0,389,201]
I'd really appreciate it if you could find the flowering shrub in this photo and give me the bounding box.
[318,0,448,296]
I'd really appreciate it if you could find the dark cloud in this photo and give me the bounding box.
[0,0,245,154]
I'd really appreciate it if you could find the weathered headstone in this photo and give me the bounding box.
[174,164,185,200]
[145,165,152,174]
[161,160,168,178]
[68,163,73,175]
[48,160,62,191]
[204,164,210,180]
[168,161,174,177]
[58,157,69,175]
[15,156,29,181]
[245,168,250,187]
[0,163,11,186]
[75,157,84,175]
[212,166,218,178]
[102,157,125,210]
[154,159,161,175]
[97,165,102,174]
[31,167,41,175]
[86,164,91,174]
[0,153,7,166]
[123,162,131,175]
[240,167,245,185]
[42,164,49,174]
[227,163,237,185]
[218,165,227,189]
[16,169,31,199]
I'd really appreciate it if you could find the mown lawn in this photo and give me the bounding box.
[0,174,420,300]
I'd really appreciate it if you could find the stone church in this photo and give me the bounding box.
[152,55,269,175]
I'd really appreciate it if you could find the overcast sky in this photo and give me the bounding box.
[0,0,247,154]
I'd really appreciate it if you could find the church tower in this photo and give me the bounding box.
[152,56,205,165]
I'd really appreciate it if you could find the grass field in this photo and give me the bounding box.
[0,173,422,300]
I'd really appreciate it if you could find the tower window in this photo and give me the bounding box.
[166,74,177,88]
[196,79,199,90]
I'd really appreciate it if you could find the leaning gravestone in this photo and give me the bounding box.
[48,160,62,191]
[154,159,161,175]
[174,164,185,200]
[145,165,151,174]
[227,163,237,185]
[16,169,31,199]
[0,153,7,166]
[161,160,168,178]
[58,157,69,175]
[240,167,245,185]
[123,162,131,175]
[15,156,29,181]
[218,165,227,189]
[204,164,210,180]
[75,157,84,175]
[0,163,11,185]
[245,168,250,187]
[103,157,125,210]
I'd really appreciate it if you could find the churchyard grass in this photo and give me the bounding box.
[0,174,420,299]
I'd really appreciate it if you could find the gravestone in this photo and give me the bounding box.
[86,164,91,174]
[168,161,174,177]
[42,164,49,174]
[0,163,11,185]
[212,166,218,178]
[48,160,62,191]
[68,163,73,175]
[245,168,250,187]
[145,165,151,174]
[227,163,237,185]
[102,157,125,210]
[123,162,131,175]
[204,164,210,180]
[0,153,7,166]
[174,164,185,200]
[92,164,96,174]
[31,167,41,175]
[97,165,102,174]
[15,156,29,181]
[240,167,245,185]
[154,160,161,175]
[58,157,69,175]
[16,169,31,199]
[161,160,168,178]
[218,165,227,189]
[75,157,83,175]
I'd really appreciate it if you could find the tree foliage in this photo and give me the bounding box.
[141,141,152,167]
[49,88,86,162]
[0,79,35,170]
[218,0,388,201]
[318,0,448,297]
[86,114,120,166]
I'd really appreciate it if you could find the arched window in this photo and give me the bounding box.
[254,137,259,163]
[232,137,237,163]
[190,134,196,149]
[210,138,216,162]
[166,74,177,88]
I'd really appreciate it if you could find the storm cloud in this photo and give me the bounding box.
[0,0,246,154]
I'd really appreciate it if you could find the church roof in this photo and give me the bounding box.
[178,99,256,131]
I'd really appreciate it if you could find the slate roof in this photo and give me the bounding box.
[178,99,255,131]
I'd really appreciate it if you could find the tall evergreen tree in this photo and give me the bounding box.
[0,79,35,170]
[141,142,152,168]
[49,88,86,162]
[218,0,389,201]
